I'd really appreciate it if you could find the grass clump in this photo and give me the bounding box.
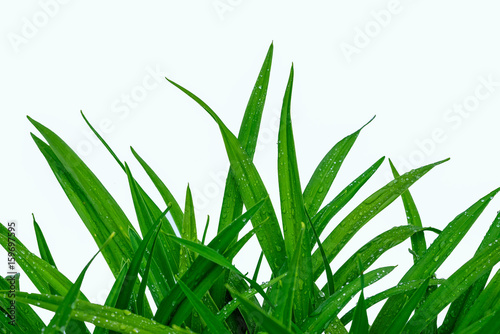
[1,43,500,334]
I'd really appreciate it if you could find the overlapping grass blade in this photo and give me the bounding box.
[312,158,448,280]
[165,77,286,275]
[383,277,430,334]
[0,274,45,333]
[404,237,500,332]
[340,278,444,325]
[277,65,312,322]
[0,223,86,298]
[311,157,384,246]
[388,160,427,262]
[154,200,264,325]
[28,117,136,276]
[453,268,500,331]
[370,187,500,332]
[226,285,294,334]
[330,225,432,293]
[439,210,500,332]
[454,311,500,334]
[303,116,374,217]
[302,266,396,333]
[44,232,114,333]
[0,291,179,334]
[178,281,230,334]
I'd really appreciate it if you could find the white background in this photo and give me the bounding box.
[2,0,500,328]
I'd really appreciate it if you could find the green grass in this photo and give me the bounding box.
[2,43,500,333]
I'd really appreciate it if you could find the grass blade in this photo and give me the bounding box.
[166,77,286,275]
[28,124,134,277]
[32,214,57,268]
[371,187,500,333]
[179,185,197,276]
[303,116,374,217]
[388,159,427,262]
[277,65,312,322]
[312,158,448,280]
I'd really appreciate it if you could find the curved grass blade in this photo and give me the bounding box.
[439,210,500,333]
[165,77,286,275]
[136,227,161,317]
[388,159,427,262]
[43,232,114,334]
[302,266,396,334]
[383,277,430,334]
[226,285,294,334]
[371,187,500,333]
[330,225,432,293]
[28,118,135,277]
[178,281,230,334]
[303,116,374,217]
[277,65,312,322]
[404,238,500,333]
[154,200,264,325]
[311,157,385,246]
[312,158,448,281]
[0,291,180,334]
[211,42,274,315]
[349,258,369,334]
